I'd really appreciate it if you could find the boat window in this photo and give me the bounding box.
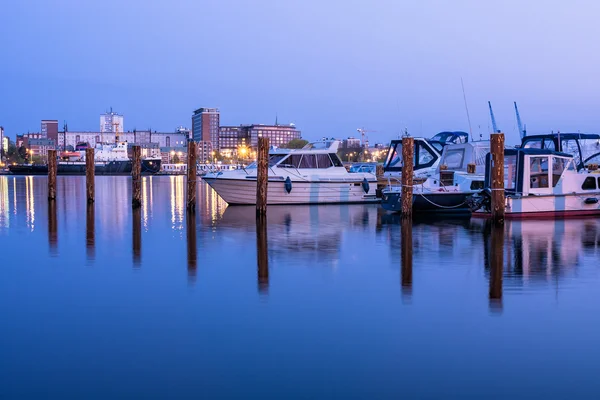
[441,149,465,170]
[543,140,555,150]
[561,139,581,166]
[552,157,567,187]
[582,176,597,190]
[280,154,302,168]
[329,153,344,167]
[579,139,600,164]
[416,143,436,167]
[523,139,542,149]
[299,154,317,168]
[384,143,402,169]
[316,154,333,168]
[529,156,549,188]
[268,154,287,167]
[505,154,517,191]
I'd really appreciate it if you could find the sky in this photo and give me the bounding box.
[2,0,600,145]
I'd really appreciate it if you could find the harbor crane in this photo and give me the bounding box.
[357,128,377,149]
[113,121,121,143]
[488,101,500,133]
[514,101,526,138]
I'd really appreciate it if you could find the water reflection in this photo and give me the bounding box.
[489,224,504,313]
[0,177,9,229]
[186,210,197,283]
[256,216,269,294]
[170,176,184,231]
[48,200,58,256]
[132,207,141,267]
[86,204,95,263]
[400,221,413,300]
[25,176,35,231]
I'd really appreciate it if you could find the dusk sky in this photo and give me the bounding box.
[2,0,600,145]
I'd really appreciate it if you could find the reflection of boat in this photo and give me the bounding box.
[381,141,489,213]
[203,140,378,205]
[473,148,600,218]
[8,142,161,175]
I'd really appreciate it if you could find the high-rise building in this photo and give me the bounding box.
[100,108,124,136]
[0,126,3,158]
[192,108,220,149]
[41,120,58,142]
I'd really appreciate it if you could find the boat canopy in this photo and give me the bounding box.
[383,138,440,172]
[521,133,600,170]
[435,141,490,174]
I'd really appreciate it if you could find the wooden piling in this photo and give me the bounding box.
[256,214,269,293]
[132,145,142,208]
[187,141,197,211]
[47,149,57,200]
[132,206,141,266]
[85,148,95,203]
[489,223,504,312]
[186,210,197,282]
[86,203,95,261]
[256,137,270,216]
[490,133,505,224]
[401,219,413,299]
[401,137,414,217]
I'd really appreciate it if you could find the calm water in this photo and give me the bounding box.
[2,176,600,399]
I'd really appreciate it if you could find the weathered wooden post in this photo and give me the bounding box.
[186,210,197,282]
[48,200,58,255]
[489,223,504,312]
[85,148,95,203]
[86,203,95,261]
[401,136,414,217]
[47,149,57,200]
[187,141,197,211]
[132,206,141,266]
[132,145,142,208]
[401,218,413,299]
[256,137,270,216]
[256,213,269,293]
[490,133,505,224]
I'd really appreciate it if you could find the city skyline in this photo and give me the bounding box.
[3,1,600,147]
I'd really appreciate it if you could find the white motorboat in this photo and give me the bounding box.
[472,148,600,218]
[202,139,378,205]
[381,141,489,213]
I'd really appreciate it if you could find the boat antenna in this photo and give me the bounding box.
[461,77,473,141]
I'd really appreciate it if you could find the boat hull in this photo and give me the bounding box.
[203,176,379,205]
[381,190,474,214]
[8,160,161,175]
[474,193,600,219]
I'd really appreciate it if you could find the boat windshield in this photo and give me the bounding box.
[383,142,402,169]
[349,164,376,173]
[245,154,286,169]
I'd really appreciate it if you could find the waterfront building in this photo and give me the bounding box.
[100,108,124,135]
[28,138,56,160]
[16,133,43,149]
[343,137,362,149]
[2,137,8,155]
[219,126,249,157]
[41,120,58,142]
[192,107,220,149]
[219,123,301,155]
[0,126,3,159]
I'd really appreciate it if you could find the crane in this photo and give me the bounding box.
[488,101,499,133]
[514,101,526,139]
[113,121,120,143]
[357,128,377,149]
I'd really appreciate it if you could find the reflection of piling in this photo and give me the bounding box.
[186,210,197,281]
[86,203,95,261]
[47,149,57,200]
[187,141,197,211]
[48,200,58,254]
[489,224,504,312]
[132,207,141,266]
[256,137,269,217]
[490,133,505,224]
[401,219,413,298]
[86,148,95,203]
[401,137,414,217]
[132,145,142,208]
[256,215,269,293]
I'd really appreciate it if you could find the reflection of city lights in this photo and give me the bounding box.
[0,177,9,228]
[26,176,35,231]
[142,177,148,230]
[170,175,184,231]
[12,177,17,215]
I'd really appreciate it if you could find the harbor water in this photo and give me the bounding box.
[2,175,600,398]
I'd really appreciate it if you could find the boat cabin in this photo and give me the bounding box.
[436,141,490,174]
[382,138,441,176]
[521,133,600,171]
[484,148,582,196]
